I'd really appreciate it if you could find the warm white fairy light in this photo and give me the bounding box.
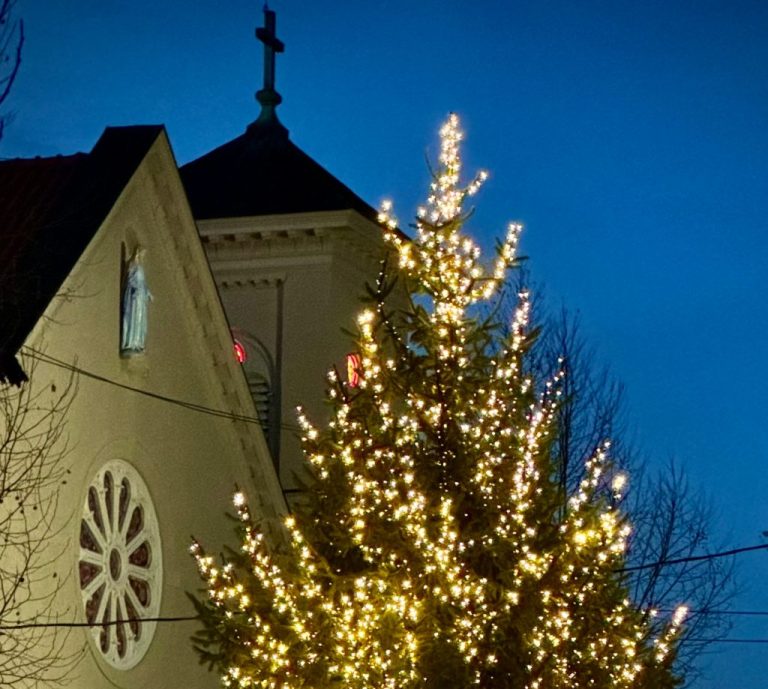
[191,113,684,689]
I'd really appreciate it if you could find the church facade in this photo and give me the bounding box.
[0,9,396,688]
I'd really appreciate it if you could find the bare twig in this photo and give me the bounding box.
[0,354,83,686]
[492,276,737,685]
[0,0,23,142]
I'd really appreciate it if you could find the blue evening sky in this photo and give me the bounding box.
[2,2,767,686]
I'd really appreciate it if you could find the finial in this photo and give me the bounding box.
[254,5,285,125]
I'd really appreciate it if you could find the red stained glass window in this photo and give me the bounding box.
[346,353,361,388]
[234,340,247,364]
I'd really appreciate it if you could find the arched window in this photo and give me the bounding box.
[232,329,280,463]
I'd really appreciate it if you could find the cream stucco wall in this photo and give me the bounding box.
[19,132,284,689]
[200,211,394,491]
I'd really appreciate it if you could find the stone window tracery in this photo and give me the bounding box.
[78,460,162,669]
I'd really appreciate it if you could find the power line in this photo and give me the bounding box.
[7,608,768,629]
[0,615,197,631]
[663,609,768,617]
[21,345,300,431]
[22,350,768,575]
[5,615,768,645]
[19,348,768,574]
[688,638,768,645]
[617,543,768,573]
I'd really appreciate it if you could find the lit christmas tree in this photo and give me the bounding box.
[191,114,685,689]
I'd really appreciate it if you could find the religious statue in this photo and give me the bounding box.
[121,246,153,355]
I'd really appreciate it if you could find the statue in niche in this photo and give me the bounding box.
[121,246,153,355]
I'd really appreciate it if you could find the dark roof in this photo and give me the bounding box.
[0,125,164,384]
[180,118,378,222]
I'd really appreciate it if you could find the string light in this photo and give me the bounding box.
[192,114,684,689]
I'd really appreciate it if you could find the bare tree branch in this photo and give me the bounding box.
[0,0,23,142]
[543,311,736,685]
[0,354,84,686]
[626,459,735,683]
[491,274,737,685]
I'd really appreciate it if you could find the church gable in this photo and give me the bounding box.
[10,128,284,687]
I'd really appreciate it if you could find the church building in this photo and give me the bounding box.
[0,9,394,688]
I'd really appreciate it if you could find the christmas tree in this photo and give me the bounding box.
[191,114,685,689]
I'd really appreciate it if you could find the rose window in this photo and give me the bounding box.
[78,460,162,669]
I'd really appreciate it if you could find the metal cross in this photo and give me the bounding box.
[256,7,284,94]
